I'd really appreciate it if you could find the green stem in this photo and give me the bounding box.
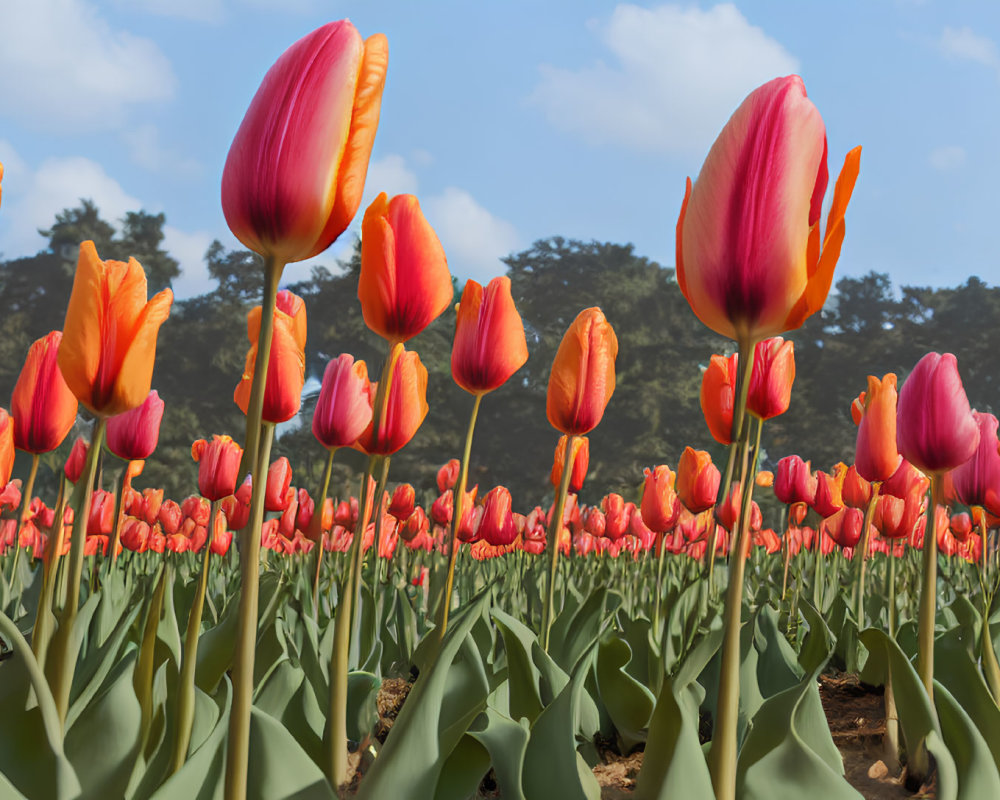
[224,421,275,800]
[311,447,336,620]
[48,417,106,728]
[708,339,757,800]
[9,453,39,587]
[981,602,1000,706]
[437,393,482,645]
[32,474,67,667]
[916,476,941,702]
[542,434,577,652]
[854,483,881,627]
[171,499,219,774]
[135,559,169,755]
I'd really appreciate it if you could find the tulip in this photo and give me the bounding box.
[265,458,293,512]
[841,465,872,509]
[64,436,87,483]
[158,500,183,536]
[677,447,721,514]
[58,241,173,418]
[550,435,588,494]
[641,465,680,534]
[451,276,529,395]
[882,458,929,500]
[747,337,794,420]
[358,193,452,343]
[950,411,1000,516]
[437,459,460,492]
[583,506,606,538]
[312,354,373,449]
[192,435,243,502]
[701,353,737,445]
[774,455,816,506]
[106,390,164,461]
[823,506,865,549]
[950,511,973,543]
[11,331,78,454]
[222,21,388,264]
[0,410,13,490]
[479,486,518,547]
[388,483,416,523]
[355,344,429,455]
[430,490,454,527]
[87,490,115,537]
[547,308,618,435]
[854,374,901,483]
[676,75,861,344]
[234,290,306,424]
[602,494,628,541]
[756,471,774,488]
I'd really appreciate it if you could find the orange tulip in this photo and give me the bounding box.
[11,331,78,454]
[676,447,720,514]
[222,21,388,264]
[701,352,737,444]
[854,373,901,483]
[358,193,452,343]
[58,241,173,418]
[451,276,528,395]
[234,290,306,423]
[355,343,429,455]
[641,465,681,534]
[0,409,13,486]
[550,435,588,494]
[547,307,618,435]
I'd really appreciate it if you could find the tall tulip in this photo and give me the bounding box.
[701,353,737,445]
[358,193,452,344]
[547,307,618,435]
[192,436,243,502]
[222,21,387,265]
[11,331,78,455]
[951,411,1000,516]
[854,373,901,483]
[676,76,861,345]
[354,344,429,456]
[312,354,373,450]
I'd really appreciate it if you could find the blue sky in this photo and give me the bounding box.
[0,0,997,300]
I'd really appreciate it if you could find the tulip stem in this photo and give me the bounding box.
[437,392,482,645]
[329,456,377,789]
[9,453,39,591]
[224,421,275,800]
[311,447,337,620]
[171,499,219,775]
[236,256,283,486]
[542,434,577,652]
[48,417,106,728]
[108,461,135,566]
[854,483,881,627]
[32,474,67,667]
[708,340,757,800]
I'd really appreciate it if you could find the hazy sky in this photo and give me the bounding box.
[0,0,997,299]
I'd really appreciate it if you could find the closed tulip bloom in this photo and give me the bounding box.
[355,344,429,455]
[192,435,243,501]
[602,494,628,541]
[774,455,816,506]
[64,436,88,483]
[551,435,589,494]
[676,76,861,343]
[701,353,737,445]
[810,466,846,518]
[222,21,388,263]
[855,373,901,482]
[359,193,452,343]
[265,457,293,512]
[677,447,721,513]
[641,465,681,534]
[897,353,979,475]
[437,459,460,492]
[58,241,173,417]
[950,511,973,542]
[107,390,164,461]
[841,465,872,509]
[823,506,865,549]
[451,276,529,395]
[11,331,78,454]
[583,506,606,538]
[480,486,518,547]
[547,307,618,435]
[312,354,373,449]
[388,483,416,523]
[950,411,1000,515]
[0,410,13,486]
[748,337,795,420]
[430,490,454,527]
[874,489,925,540]
[234,290,306,424]
[882,458,930,501]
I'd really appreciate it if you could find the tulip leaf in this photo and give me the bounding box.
[595,635,655,752]
[797,599,835,676]
[345,671,380,745]
[934,681,1000,799]
[492,607,565,724]
[467,708,530,800]
[753,604,804,697]
[662,579,703,673]
[432,734,491,800]
[246,705,336,800]
[548,587,613,674]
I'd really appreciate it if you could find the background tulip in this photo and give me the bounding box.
[358,193,452,343]
[950,410,1000,515]
[774,455,816,506]
[451,276,528,395]
[547,307,618,435]
[107,390,164,461]
[641,465,680,534]
[677,447,720,513]
[854,373,901,482]
[550,435,588,494]
[222,20,388,264]
[676,75,860,343]
[312,354,373,450]
[701,353,737,444]
[747,337,794,420]
[11,331,78,454]
[192,435,243,502]
[0,409,13,487]
[355,344,429,455]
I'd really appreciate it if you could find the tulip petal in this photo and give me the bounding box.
[113,288,174,416]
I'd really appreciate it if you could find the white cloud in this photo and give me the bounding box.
[530,3,799,154]
[163,225,215,299]
[928,145,966,171]
[0,0,176,131]
[121,124,202,178]
[0,147,141,258]
[117,0,224,22]
[362,154,420,212]
[939,26,1000,71]
[424,188,520,284]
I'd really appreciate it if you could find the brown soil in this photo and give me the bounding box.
[374,677,412,743]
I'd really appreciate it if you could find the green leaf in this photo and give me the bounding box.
[797,599,835,676]
[753,604,804,698]
[194,598,238,694]
[595,635,655,751]
[934,681,1000,799]
[467,708,530,800]
[548,587,613,674]
[246,706,336,800]
[432,734,490,800]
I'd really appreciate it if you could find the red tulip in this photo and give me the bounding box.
[550,435,589,494]
[64,436,87,483]
[701,353,737,445]
[602,494,628,541]
[106,390,164,461]
[547,308,618,435]
[841,465,873,509]
[641,465,681,534]
[949,411,1000,515]
[676,447,721,514]
[896,352,979,475]
[774,455,816,506]
[87,489,115,536]
[265,458,293,512]
[882,458,930,500]
[358,193,452,343]
[191,435,243,502]
[388,483,416,523]
[676,75,861,342]
[479,486,518,546]
[437,459,460,493]
[747,337,795,420]
[11,331,78,454]
[355,344,429,455]
[822,506,865,549]
[810,466,846,518]
[0,410,13,487]
[950,511,972,542]
[312,354,373,450]
[222,21,388,264]
[451,276,528,395]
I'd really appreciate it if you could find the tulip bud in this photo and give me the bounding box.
[265,457,293,512]
[106,390,164,461]
[354,344,429,455]
[547,308,618,435]
[854,374,901,482]
[192,435,243,502]
[388,483,416,523]
[312,354,373,450]
[158,500,183,536]
[748,337,795,420]
[479,486,518,546]
[551,435,589,494]
[774,455,816,506]
[11,331,78,454]
[451,276,528,395]
[641,465,680,534]
[950,411,1000,515]
[602,494,628,541]
[0,410,13,487]
[400,506,428,543]
[700,353,737,445]
[841,465,873,509]
[676,447,721,514]
[437,459,460,493]
[65,436,88,483]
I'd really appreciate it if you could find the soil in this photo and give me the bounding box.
[344,672,938,799]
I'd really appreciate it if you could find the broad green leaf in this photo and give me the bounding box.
[246,706,335,800]
[467,708,530,800]
[595,635,655,751]
[934,681,1000,799]
[753,604,803,698]
[432,734,490,800]
[194,599,238,694]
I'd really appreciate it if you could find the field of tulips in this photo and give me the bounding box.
[3,16,1000,800]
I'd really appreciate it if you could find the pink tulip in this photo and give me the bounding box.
[106,390,164,461]
[312,354,373,450]
[949,411,1000,515]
